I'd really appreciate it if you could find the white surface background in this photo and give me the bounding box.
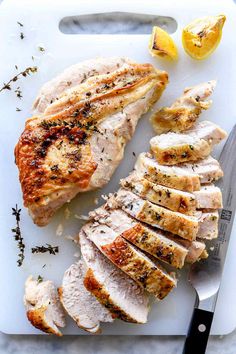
[1,0,236,352]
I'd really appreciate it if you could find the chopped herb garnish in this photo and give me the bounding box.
[132,152,136,157]
[37,275,43,284]
[17,21,23,27]
[166,190,171,198]
[189,145,194,150]
[38,46,45,52]
[16,107,22,112]
[15,87,23,99]
[11,204,25,267]
[50,164,59,172]
[31,244,59,255]
[20,32,25,40]
[181,152,188,158]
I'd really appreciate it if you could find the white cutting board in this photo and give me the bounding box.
[0,0,236,336]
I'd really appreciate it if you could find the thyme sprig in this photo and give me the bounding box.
[0,66,38,94]
[31,244,59,255]
[11,205,25,267]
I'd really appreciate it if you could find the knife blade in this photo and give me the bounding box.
[183,124,236,354]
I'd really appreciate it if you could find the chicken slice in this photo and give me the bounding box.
[15,57,168,226]
[171,237,208,263]
[121,171,197,214]
[79,231,149,324]
[115,189,199,240]
[135,153,223,191]
[90,207,188,268]
[197,211,219,239]
[90,205,207,268]
[150,121,227,165]
[121,172,222,214]
[194,185,222,209]
[59,260,113,333]
[181,156,224,184]
[135,152,201,192]
[82,222,176,299]
[151,80,216,134]
[24,276,65,336]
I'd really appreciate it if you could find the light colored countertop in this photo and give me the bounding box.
[0,333,236,354]
[1,1,236,353]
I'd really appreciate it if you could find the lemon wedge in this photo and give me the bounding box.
[149,26,178,60]
[182,15,226,60]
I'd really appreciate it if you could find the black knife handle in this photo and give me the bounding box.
[183,308,214,354]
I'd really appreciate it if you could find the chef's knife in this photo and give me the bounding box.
[183,125,236,354]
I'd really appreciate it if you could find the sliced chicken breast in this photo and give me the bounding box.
[150,121,227,165]
[24,276,65,336]
[135,153,201,192]
[194,185,222,209]
[135,153,223,190]
[79,231,149,324]
[115,189,199,240]
[188,120,227,145]
[59,260,113,333]
[89,206,205,269]
[82,222,176,299]
[172,238,208,263]
[197,211,219,239]
[121,172,222,213]
[151,80,216,134]
[15,57,168,226]
[181,156,224,184]
[121,171,197,214]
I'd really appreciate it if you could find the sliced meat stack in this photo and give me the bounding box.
[24,80,226,335]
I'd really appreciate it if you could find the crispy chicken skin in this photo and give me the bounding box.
[15,57,168,226]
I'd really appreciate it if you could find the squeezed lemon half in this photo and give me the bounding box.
[182,15,226,60]
[149,26,178,60]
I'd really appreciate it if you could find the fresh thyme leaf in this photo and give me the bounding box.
[17,21,23,27]
[31,244,59,255]
[11,204,25,267]
[20,32,25,40]
[15,87,23,99]
[16,107,22,112]
[15,65,18,70]
[37,275,43,284]
[0,66,38,95]
[38,46,45,52]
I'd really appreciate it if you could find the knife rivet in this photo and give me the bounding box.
[198,324,206,332]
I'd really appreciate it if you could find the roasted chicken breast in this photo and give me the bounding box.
[24,276,65,336]
[151,80,216,134]
[15,57,168,226]
[150,120,227,165]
